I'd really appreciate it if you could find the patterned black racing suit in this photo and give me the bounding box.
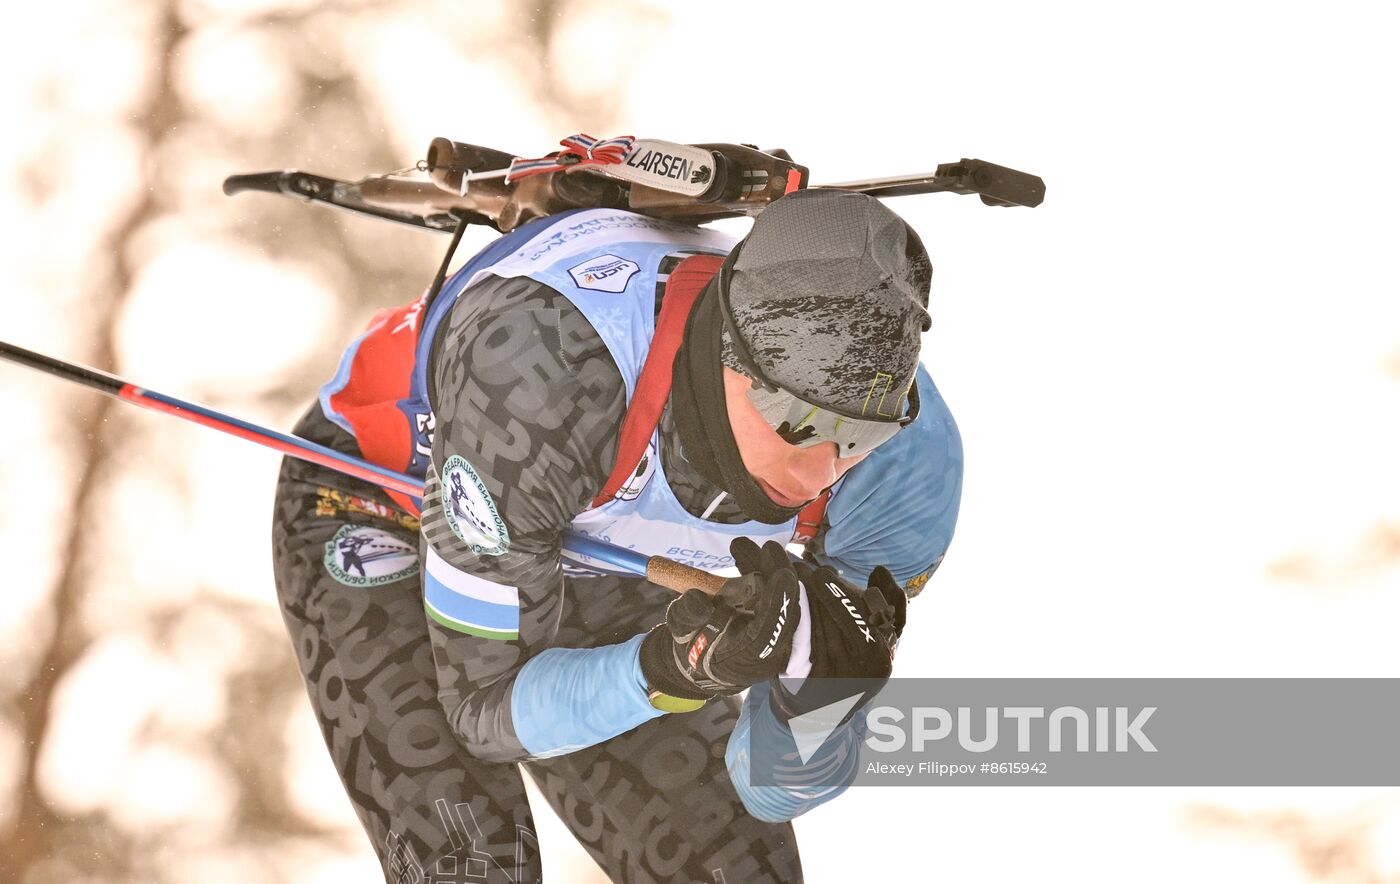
[271,256,962,882]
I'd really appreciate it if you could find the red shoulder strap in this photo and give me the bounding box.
[792,491,830,544]
[590,254,724,508]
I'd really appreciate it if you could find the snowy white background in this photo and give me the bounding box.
[1,0,1397,881]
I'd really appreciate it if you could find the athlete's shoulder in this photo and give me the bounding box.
[427,272,618,408]
[815,364,963,597]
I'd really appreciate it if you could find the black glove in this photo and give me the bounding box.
[769,562,907,723]
[640,538,801,704]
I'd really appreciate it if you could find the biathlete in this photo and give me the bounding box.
[271,189,963,883]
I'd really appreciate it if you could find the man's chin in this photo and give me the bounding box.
[755,477,811,508]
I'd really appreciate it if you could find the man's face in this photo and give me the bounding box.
[722,367,869,508]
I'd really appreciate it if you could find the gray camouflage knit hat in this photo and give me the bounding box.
[719,189,932,416]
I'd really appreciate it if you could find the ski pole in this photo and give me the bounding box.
[0,340,726,594]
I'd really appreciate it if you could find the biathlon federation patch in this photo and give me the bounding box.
[322,525,419,587]
[441,455,510,556]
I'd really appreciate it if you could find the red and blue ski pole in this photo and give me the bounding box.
[0,339,723,594]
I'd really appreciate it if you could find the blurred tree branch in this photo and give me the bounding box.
[0,4,187,876]
[3,1,655,882]
[1186,800,1400,884]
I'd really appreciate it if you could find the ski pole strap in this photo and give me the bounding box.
[590,254,723,508]
[507,134,636,182]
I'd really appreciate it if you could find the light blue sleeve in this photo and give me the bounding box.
[724,682,865,823]
[814,364,963,598]
[510,633,666,758]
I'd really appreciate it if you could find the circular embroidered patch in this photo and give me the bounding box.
[441,454,510,556]
[322,525,419,587]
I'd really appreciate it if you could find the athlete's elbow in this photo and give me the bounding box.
[438,690,530,763]
[454,731,527,764]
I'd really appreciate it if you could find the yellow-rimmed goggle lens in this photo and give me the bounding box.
[744,380,917,458]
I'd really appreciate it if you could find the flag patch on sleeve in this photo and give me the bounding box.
[423,544,520,640]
